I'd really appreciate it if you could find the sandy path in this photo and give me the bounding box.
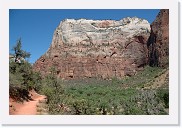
[13,95,46,115]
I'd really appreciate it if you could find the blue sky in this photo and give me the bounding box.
[9,9,160,64]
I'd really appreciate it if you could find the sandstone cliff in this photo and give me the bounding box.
[147,9,169,67]
[33,17,151,79]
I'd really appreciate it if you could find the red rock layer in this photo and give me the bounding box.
[147,9,169,67]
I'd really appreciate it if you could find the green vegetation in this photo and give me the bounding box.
[40,66,169,115]
[9,39,42,101]
[12,38,31,62]
[9,38,169,115]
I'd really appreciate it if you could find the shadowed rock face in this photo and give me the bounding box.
[147,9,169,67]
[33,17,151,79]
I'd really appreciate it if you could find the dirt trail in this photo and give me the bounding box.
[144,69,169,89]
[10,91,46,115]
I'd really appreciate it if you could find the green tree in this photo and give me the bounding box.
[9,38,42,100]
[12,38,31,62]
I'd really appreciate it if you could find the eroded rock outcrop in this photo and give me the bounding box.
[147,9,169,67]
[33,17,151,79]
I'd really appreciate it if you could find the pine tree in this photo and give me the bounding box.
[12,38,31,63]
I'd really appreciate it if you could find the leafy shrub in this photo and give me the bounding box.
[42,66,168,115]
[156,88,169,108]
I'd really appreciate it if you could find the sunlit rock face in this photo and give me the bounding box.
[33,17,151,79]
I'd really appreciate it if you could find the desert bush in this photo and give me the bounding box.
[31,71,42,92]
[39,67,65,114]
[43,66,168,115]
[122,89,167,115]
[156,88,169,108]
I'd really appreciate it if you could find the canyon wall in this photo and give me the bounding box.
[33,17,152,79]
[147,9,169,67]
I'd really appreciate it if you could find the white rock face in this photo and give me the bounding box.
[47,17,150,58]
